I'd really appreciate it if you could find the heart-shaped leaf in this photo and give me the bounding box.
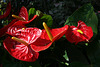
[64,3,98,37]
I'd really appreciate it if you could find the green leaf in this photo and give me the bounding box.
[85,43,88,46]
[2,60,41,67]
[32,14,53,29]
[64,3,98,37]
[22,61,41,67]
[28,8,36,20]
[86,12,98,36]
[63,50,69,61]
[68,62,92,67]
[36,10,43,17]
[27,9,53,29]
[86,40,100,67]
[41,14,53,28]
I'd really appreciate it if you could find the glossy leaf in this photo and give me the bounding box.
[68,62,91,67]
[86,12,98,36]
[64,3,98,37]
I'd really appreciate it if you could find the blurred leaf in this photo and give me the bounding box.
[41,14,53,28]
[64,3,98,37]
[86,39,100,67]
[68,62,91,67]
[63,50,69,61]
[27,9,53,29]
[29,8,36,20]
[22,61,41,67]
[31,14,53,29]
[2,60,41,67]
[85,43,88,46]
[86,12,98,37]
[36,10,43,17]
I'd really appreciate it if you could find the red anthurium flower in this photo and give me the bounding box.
[3,28,42,62]
[0,2,11,19]
[12,6,38,25]
[65,20,93,44]
[0,6,27,37]
[0,6,37,37]
[3,23,68,61]
[18,6,28,21]
[30,22,69,52]
[7,6,37,33]
[6,6,37,34]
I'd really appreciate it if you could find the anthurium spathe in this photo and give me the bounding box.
[4,23,68,62]
[12,6,38,25]
[65,20,93,44]
[0,6,27,37]
[30,22,69,52]
[0,2,11,19]
[0,6,37,37]
[3,28,42,62]
[7,6,38,34]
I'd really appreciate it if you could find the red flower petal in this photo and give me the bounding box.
[0,2,11,19]
[0,19,17,37]
[31,25,68,52]
[65,21,93,44]
[7,24,26,36]
[19,6,28,21]
[11,15,37,25]
[77,21,93,40]
[14,28,42,43]
[28,15,38,23]
[3,37,39,62]
[52,25,69,42]
[65,26,84,44]
[77,20,87,29]
[4,28,42,62]
[18,6,38,23]
[5,14,37,37]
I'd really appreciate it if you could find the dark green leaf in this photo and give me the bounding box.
[68,62,91,67]
[36,10,43,17]
[64,3,98,37]
[2,60,41,67]
[28,8,36,20]
[41,14,53,28]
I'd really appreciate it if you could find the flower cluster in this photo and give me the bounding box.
[0,4,93,62]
